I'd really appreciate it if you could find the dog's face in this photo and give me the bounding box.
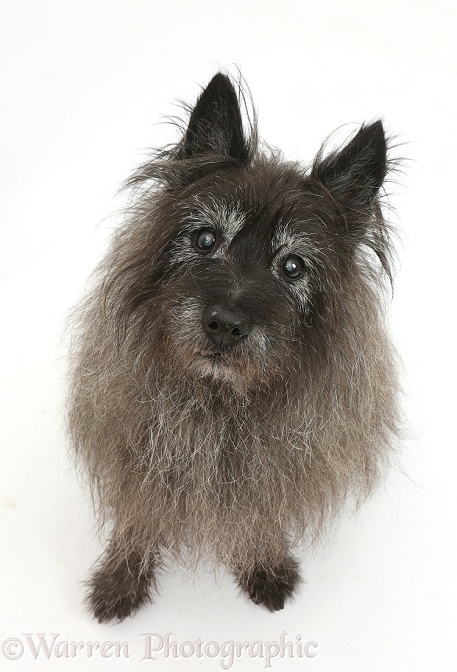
[155,171,339,388]
[115,74,390,391]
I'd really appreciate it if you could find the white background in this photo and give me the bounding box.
[1,1,456,670]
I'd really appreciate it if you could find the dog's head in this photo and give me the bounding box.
[107,74,393,391]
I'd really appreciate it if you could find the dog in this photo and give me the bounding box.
[67,72,400,622]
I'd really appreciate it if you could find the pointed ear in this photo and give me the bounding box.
[180,73,250,162]
[311,121,387,207]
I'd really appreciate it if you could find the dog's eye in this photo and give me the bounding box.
[282,254,305,279]
[194,228,217,252]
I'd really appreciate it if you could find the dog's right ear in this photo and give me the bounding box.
[179,73,251,163]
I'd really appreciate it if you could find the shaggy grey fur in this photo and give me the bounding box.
[67,73,400,622]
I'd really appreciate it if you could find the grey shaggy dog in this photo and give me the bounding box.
[67,73,400,622]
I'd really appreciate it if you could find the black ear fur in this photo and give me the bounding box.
[311,121,387,208]
[179,73,250,163]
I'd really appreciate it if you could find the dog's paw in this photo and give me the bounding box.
[86,561,155,623]
[88,584,148,623]
[239,558,301,611]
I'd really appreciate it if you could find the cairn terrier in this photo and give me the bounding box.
[68,72,399,622]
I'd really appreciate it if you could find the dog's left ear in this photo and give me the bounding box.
[311,121,387,209]
[180,73,250,163]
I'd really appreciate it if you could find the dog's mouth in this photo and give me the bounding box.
[200,351,226,364]
[196,348,242,371]
[189,345,263,390]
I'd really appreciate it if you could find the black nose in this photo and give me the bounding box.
[203,304,250,348]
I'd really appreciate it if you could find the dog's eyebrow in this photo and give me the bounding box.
[271,224,314,255]
[182,198,246,245]
[200,199,245,239]
[270,224,331,274]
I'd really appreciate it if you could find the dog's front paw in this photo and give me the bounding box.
[86,559,155,623]
[88,586,145,623]
[239,558,301,611]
